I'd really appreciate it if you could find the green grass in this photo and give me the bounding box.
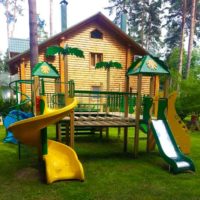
[0,125,200,200]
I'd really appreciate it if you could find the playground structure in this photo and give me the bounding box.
[128,55,195,173]
[6,62,85,184]
[3,53,196,184]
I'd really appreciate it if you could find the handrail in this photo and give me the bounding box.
[75,90,137,96]
[8,79,33,111]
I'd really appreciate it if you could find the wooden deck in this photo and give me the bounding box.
[56,112,136,152]
[74,115,135,127]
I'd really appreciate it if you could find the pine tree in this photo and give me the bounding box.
[164,0,200,52]
[186,0,197,79]
[37,15,48,42]
[106,0,163,54]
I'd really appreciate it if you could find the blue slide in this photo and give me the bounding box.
[3,110,34,144]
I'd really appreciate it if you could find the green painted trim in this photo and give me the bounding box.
[41,79,45,96]
[157,98,168,120]
[68,80,75,98]
[75,90,137,96]
[142,96,153,123]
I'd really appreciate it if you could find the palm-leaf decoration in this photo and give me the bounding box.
[95,61,122,69]
[95,60,122,91]
[46,45,84,58]
[45,45,84,101]
[95,60,122,113]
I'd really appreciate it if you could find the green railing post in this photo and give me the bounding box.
[157,98,168,120]
[41,78,45,95]
[15,81,20,111]
[68,79,75,98]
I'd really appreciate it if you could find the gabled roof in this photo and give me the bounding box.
[8,12,148,68]
[127,55,170,76]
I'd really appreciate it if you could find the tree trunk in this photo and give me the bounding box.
[5,0,10,59]
[49,0,53,36]
[178,0,186,77]
[186,0,197,79]
[28,0,38,70]
[10,0,17,38]
[141,0,145,47]
[64,55,68,101]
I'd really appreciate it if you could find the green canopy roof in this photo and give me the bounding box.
[32,62,60,78]
[127,55,170,76]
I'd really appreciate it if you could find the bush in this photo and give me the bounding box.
[0,98,17,117]
[176,68,200,118]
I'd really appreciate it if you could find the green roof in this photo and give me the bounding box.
[127,55,170,76]
[32,62,60,78]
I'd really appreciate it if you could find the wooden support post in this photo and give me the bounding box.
[118,127,121,138]
[33,76,40,116]
[55,79,61,108]
[70,110,75,148]
[100,82,103,112]
[59,40,65,94]
[56,122,61,142]
[64,55,68,103]
[147,76,156,152]
[123,47,131,153]
[106,127,109,139]
[66,120,70,145]
[99,128,103,138]
[124,76,129,118]
[150,77,154,97]
[134,74,142,157]
[164,77,170,98]
[154,76,160,118]
[20,60,26,101]
[147,128,156,152]
[123,127,128,152]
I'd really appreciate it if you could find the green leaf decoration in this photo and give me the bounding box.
[64,47,85,58]
[46,46,64,56]
[95,61,122,69]
[46,45,84,58]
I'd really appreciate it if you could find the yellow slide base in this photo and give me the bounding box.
[8,97,85,184]
[43,140,84,184]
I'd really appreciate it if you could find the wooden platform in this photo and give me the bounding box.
[74,115,135,127]
[56,112,136,152]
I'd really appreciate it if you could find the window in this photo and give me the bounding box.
[92,86,101,99]
[90,29,103,39]
[90,53,103,66]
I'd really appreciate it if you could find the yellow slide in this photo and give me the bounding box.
[8,97,84,184]
[166,92,190,154]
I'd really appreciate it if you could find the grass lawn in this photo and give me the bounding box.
[0,125,200,200]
